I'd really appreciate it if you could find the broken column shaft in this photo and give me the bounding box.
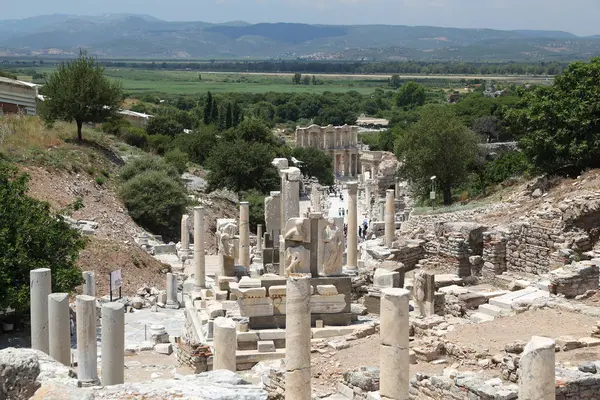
[76,295,99,385]
[194,206,206,289]
[385,189,395,248]
[101,302,125,385]
[346,182,358,270]
[519,336,556,400]
[380,288,410,400]
[82,271,96,297]
[213,317,237,371]
[285,276,312,400]
[239,201,250,268]
[30,268,51,354]
[48,293,71,366]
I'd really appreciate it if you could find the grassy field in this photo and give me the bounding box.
[25,66,551,96]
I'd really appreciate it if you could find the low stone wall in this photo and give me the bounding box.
[175,339,210,373]
[549,261,600,298]
[409,373,517,400]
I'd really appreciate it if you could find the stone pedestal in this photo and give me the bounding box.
[166,273,179,309]
[519,336,555,400]
[76,295,99,385]
[285,276,312,400]
[380,288,410,400]
[280,167,302,236]
[48,293,70,366]
[385,189,395,248]
[213,317,237,371]
[265,191,281,240]
[30,268,51,354]
[101,302,125,385]
[312,186,322,213]
[194,206,206,289]
[240,202,250,268]
[346,182,358,270]
[82,271,96,297]
[257,224,263,253]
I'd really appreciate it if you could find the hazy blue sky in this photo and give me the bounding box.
[5,0,600,36]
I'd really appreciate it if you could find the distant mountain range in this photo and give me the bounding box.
[1,14,600,61]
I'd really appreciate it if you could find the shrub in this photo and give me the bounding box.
[164,148,189,175]
[120,155,180,182]
[0,162,86,313]
[95,176,106,186]
[485,151,530,185]
[120,127,148,149]
[119,170,188,241]
[147,134,173,155]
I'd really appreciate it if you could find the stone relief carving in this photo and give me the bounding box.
[284,218,310,243]
[284,245,310,276]
[321,219,343,275]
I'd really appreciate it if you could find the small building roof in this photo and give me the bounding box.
[0,77,39,89]
[118,110,153,119]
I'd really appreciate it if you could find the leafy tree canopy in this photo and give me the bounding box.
[206,140,280,193]
[396,81,426,109]
[507,57,600,173]
[291,147,334,186]
[395,105,479,205]
[39,50,123,141]
[0,162,85,313]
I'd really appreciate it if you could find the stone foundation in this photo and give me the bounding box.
[548,261,600,298]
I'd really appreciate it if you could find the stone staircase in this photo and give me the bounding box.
[470,287,551,323]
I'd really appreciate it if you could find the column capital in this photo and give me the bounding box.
[347,182,359,194]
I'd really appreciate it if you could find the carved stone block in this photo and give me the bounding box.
[284,217,311,243]
[284,245,311,276]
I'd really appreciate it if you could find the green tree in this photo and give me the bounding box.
[389,74,402,89]
[39,50,123,141]
[164,148,189,174]
[119,155,180,182]
[237,118,276,145]
[210,98,218,125]
[146,115,184,137]
[120,171,188,241]
[302,76,311,85]
[206,140,280,193]
[396,81,426,109]
[0,162,85,313]
[396,105,479,205]
[508,57,600,173]
[225,102,233,130]
[292,73,302,85]
[291,147,334,186]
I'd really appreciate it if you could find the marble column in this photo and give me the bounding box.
[279,235,286,277]
[180,214,190,254]
[519,336,556,400]
[379,198,386,222]
[239,202,250,268]
[101,302,125,385]
[48,293,70,366]
[312,186,322,213]
[344,152,350,176]
[82,271,95,297]
[166,273,179,309]
[194,206,206,289]
[346,182,358,271]
[285,276,312,400]
[213,317,237,371]
[385,189,395,248]
[380,288,410,400]
[257,224,263,253]
[30,268,51,354]
[76,295,98,385]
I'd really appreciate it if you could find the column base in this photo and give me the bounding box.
[79,377,100,387]
[342,266,359,276]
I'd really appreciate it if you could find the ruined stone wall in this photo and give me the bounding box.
[482,232,507,277]
[506,221,567,275]
[549,261,600,298]
[392,240,425,270]
[175,339,210,373]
